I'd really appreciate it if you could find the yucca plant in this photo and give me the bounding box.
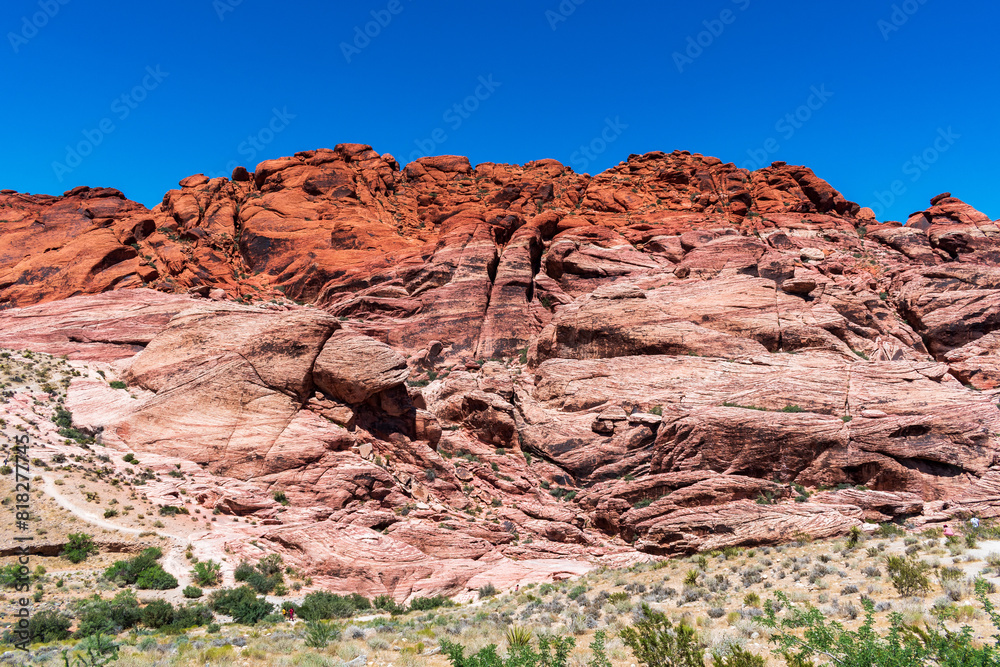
[304,620,337,649]
[505,625,533,649]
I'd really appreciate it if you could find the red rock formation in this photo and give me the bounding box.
[3,149,1000,593]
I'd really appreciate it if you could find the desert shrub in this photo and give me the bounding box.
[183,585,203,599]
[208,586,273,624]
[141,599,175,629]
[884,555,931,597]
[373,594,405,614]
[168,603,213,630]
[876,523,906,539]
[234,557,284,594]
[29,610,72,643]
[441,633,575,667]
[507,625,534,649]
[104,548,162,584]
[62,532,98,563]
[305,620,339,648]
[109,380,127,389]
[74,590,142,636]
[409,595,454,611]
[60,634,119,666]
[713,646,765,667]
[298,591,370,620]
[588,630,613,667]
[136,565,178,590]
[479,582,499,598]
[0,563,25,588]
[764,581,1000,666]
[192,559,222,586]
[620,604,703,667]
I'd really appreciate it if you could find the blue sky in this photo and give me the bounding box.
[2,0,997,223]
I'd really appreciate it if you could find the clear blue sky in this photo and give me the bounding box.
[2,0,997,223]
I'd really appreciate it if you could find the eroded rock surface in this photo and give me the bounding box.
[3,151,1000,594]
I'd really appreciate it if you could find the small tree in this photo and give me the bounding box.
[29,610,72,643]
[62,533,98,564]
[884,555,931,597]
[620,604,704,667]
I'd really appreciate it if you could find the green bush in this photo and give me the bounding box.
[0,563,25,588]
[876,523,906,538]
[192,559,222,586]
[61,634,119,666]
[373,594,405,614]
[304,620,339,648]
[713,647,765,667]
[441,634,575,667]
[234,556,284,594]
[620,604,703,667]
[208,586,273,625]
[884,555,931,597]
[298,591,370,620]
[62,532,98,564]
[141,599,175,629]
[29,610,72,643]
[183,585,203,599]
[74,591,142,637]
[587,631,613,667]
[409,595,454,612]
[167,603,213,630]
[105,547,162,584]
[159,505,189,516]
[135,565,178,590]
[53,406,94,443]
[109,380,127,389]
[105,547,176,589]
[479,583,498,599]
[763,582,1000,666]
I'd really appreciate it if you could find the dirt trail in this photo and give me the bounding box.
[41,473,194,596]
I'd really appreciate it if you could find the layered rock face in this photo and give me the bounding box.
[3,147,1000,597]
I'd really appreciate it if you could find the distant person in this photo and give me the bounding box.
[943,524,955,537]
[971,517,980,530]
[287,607,295,622]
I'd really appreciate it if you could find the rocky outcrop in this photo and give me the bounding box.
[3,150,1000,594]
